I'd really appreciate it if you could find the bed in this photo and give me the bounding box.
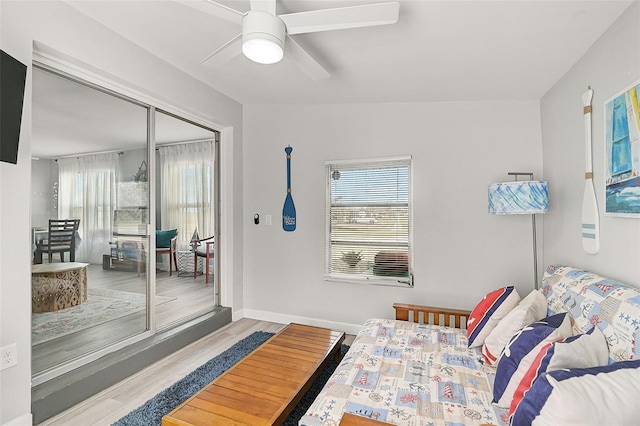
[300,265,640,426]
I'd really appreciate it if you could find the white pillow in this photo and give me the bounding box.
[510,359,640,426]
[481,290,547,365]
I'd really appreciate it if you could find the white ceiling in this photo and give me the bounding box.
[32,67,216,158]
[32,0,632,157]
[63,0,633,105]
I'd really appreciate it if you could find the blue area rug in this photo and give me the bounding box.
[113,330,349,426]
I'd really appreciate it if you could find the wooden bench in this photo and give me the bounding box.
[162,323,345,425]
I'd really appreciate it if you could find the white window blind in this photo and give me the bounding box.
[325,156,413,286]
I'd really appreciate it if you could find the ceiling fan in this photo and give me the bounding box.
[185,0,400,80]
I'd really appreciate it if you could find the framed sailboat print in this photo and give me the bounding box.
[604,79,640,216]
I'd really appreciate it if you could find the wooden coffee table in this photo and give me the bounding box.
[162,323,345,425]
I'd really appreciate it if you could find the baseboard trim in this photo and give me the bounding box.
[3,413,33,426]
[243,308,363,335]
[232,308,244,321]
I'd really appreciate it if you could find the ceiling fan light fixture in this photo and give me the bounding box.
[242,34,284,64]
[242,11,286,64]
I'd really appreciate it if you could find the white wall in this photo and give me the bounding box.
[541,2,640,286]
[0,41,33,426]
[0,1,243,424]
[243,101,543,331]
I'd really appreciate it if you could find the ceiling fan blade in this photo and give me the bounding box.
[179,0,245,25]
[280,2,399,35]
[201,34,243,66]
[284,35,330,81]
[250,0,276,15]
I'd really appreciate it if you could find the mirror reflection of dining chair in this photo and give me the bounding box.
[155,229,178,276]
[191,235,214,284]
[34,219,80,264]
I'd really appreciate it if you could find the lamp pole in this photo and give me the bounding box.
[507,172,539,289]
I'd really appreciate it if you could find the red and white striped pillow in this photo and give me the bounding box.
[466,286,520,348]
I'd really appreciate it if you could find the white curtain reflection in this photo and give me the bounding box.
[57,153,118,264]
[158,141,215,251]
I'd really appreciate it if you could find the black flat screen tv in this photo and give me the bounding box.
[1,50,27,165]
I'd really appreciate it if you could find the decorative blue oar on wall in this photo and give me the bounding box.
[283,146,296,231]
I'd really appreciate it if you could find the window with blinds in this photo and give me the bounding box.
[325,156,413,286]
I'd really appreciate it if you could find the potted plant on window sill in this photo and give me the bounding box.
[341,251,363,269]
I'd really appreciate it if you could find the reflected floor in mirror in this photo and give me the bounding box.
[32,263,216,375]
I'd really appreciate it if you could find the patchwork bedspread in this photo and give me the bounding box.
[300,318,508,426]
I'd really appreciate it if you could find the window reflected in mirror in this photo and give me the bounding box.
[154,111,218,330]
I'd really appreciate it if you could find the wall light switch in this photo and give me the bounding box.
[265,215,272,226]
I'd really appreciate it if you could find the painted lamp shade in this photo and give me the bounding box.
[488,181,549,215]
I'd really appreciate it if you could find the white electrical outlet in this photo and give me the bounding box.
[1,343,17,370]
[265,215,272,226]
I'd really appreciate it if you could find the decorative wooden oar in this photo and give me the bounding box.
[582,87,600,254]
[282,146,296,231]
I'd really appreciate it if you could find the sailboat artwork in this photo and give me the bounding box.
[605,80,640,216]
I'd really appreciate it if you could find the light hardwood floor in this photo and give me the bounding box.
[37,318,285,425]
[37,318,356,426]
[33,263,216,374]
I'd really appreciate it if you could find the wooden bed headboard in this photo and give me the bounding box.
[393,303,470,329]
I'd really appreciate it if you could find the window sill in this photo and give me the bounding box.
[324,273,413,288]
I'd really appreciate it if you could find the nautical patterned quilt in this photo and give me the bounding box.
[300,319,508,426]
[542,264,640,363]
